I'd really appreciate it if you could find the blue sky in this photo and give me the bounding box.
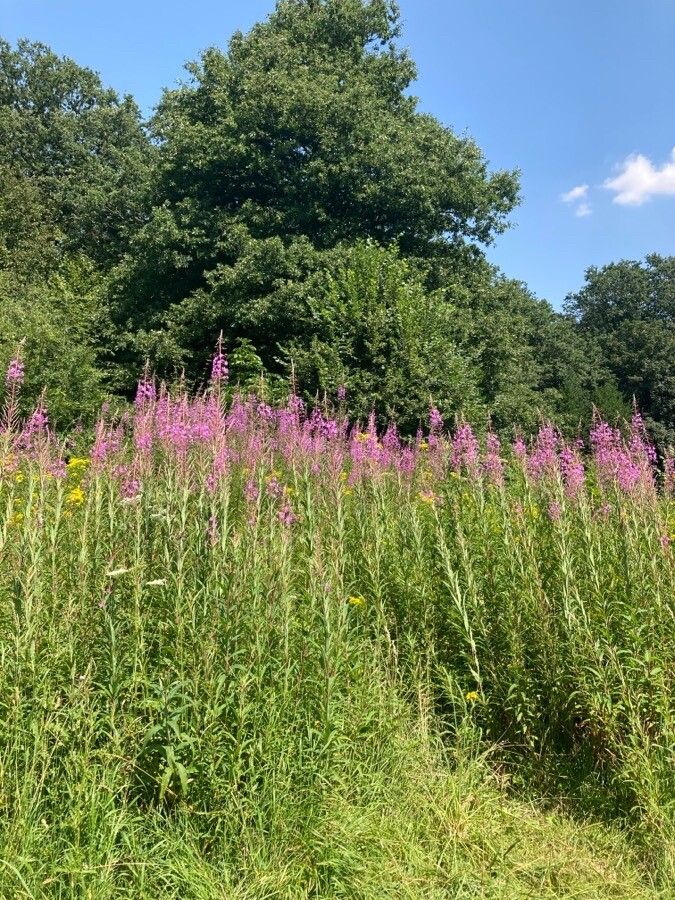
[2,0,674,307]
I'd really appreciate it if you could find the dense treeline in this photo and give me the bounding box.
[0,0,672,443]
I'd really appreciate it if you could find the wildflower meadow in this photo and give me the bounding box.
[0,350,673,898]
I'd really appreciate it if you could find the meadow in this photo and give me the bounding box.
[0,352,673,898]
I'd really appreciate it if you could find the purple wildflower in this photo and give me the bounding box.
[528,424,559,482]
[278,501,297,527]
[665,456,675,496]
[135,378,156,407]
[429,405,444,432]
[559,444,585,499]
[452,423,480,478]
[547,500,562,522]
[120,478,142,500]
[244,479,259,503]
[483,432,504,486]
[266,475,283,498]
[211,348,228,384]
[5,357,24,386]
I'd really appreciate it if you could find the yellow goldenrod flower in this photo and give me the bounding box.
[342,487,353,496]
[10,511,24,527]
[465,691,480,704]
[14,472,24,483]
[347,595,365,607]
[339,471,348,481]
[419,441,429,451]
[67,457,90,471]
[66,486,85,506]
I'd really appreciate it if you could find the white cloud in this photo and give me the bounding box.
[604,148,675,205]
[575,202,592,218]
[560,184,589,203]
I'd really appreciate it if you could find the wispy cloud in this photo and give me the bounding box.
[604,148,675,205]
[560,184,591,216]
[560,184,589,203]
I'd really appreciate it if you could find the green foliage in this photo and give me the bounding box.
[0,38,152,266]
[445,269,628,434]
[109,0,519,394]
[0,39,152,422]
[286,241,483,428]
[0,257,105,427]
[0,163,58,277]
[566,255,675,446]
[0,14,668,442]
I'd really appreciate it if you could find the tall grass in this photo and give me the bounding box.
[0,362,672,897]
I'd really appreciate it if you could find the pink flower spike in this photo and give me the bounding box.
[665,456,675,496]
[211,348,228,384]
[121,478,142,500]
[5,357,24,386]
[278,501,297,527]
[429,405,443,432]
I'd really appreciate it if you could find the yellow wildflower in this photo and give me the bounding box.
[265,469,282,482]
[10,511,24,527]
[66,486,85,506]
[14,472,24,483]
[347,595,365,607]
[342,486,353,496]
[418,490,437,505]
[465,691,480,704]
[356,432,369,443]
[67,457,90,472]
[339,471,348,481]
[419,441,429,451]
[283,485,295,496]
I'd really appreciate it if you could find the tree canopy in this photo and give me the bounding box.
[565,254,675,446]
[109,0,519,398]
[0,3,668,440]
[0,38,151,266]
